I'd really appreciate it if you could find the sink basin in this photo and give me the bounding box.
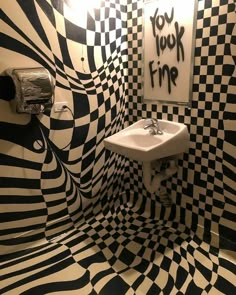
[104,119,189,161]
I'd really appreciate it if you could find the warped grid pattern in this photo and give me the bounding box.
[0,0,128,255]
[0,0,235,294]
[1,193,235,295]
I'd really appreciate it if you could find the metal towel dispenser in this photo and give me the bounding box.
[5,67,54,114]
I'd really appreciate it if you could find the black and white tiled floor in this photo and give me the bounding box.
[1,194,235,295]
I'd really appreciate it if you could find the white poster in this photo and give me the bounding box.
[143,0,197,104]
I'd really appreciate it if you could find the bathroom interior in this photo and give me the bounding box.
[0,0,235,294]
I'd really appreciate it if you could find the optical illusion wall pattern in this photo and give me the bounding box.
[0,0,128,254]
[0,0,235,294]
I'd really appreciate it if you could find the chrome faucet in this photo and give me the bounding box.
[144,118,163,135]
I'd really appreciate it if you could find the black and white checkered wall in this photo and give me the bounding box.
[127,0,236,244]
[0,0,235,258]
[0,2,235,294]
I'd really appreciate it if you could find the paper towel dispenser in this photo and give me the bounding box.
[5,67,54,114]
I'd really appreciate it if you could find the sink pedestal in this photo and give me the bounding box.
[143,159,177,194]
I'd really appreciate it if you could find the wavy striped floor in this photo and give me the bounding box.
[1,195,235,295]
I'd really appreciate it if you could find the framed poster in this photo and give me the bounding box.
[143,0,198,105]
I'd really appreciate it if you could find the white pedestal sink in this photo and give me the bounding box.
[104,119,189,162]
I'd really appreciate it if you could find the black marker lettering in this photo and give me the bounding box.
[148,61,179,94]
[160,36,167,52]
[150,8,158,37]
[165,7,174,24]
[167,34,176,50]
[156,15,165,31]
[149,61,157,88]
[175,21,185,62]
[170,67,178,86]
